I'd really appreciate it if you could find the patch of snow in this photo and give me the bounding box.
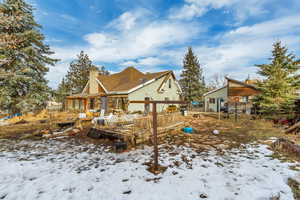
[0,139,299,200]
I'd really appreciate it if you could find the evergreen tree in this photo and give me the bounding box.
[65,51,96,94]
[55,78,70,103]
[0,0,58,113]
[99,66,110,76]
[64,51,110,94]
[180,47,206,102]
[254,41,300,114]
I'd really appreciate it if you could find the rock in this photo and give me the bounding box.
[123,190,131,195]
[199,193,208,198]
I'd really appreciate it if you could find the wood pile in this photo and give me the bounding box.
[285,121,300,134]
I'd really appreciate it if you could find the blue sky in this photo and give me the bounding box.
[28,0,300,88]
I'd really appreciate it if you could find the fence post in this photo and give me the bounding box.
[235,102,238,122]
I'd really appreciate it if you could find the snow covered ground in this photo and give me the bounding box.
[0,138,299,200]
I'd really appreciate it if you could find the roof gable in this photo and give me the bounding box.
[97,67,170,93]
[203,86,227,96]
[226,77,258,90]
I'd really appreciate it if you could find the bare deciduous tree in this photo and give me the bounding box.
[207,73,227,89]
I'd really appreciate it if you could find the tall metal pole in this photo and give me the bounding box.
[152,102,158,170]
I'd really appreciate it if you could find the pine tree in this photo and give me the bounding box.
[64,51,110,94]
[99,66,110,76]
[65,51,96,94]
[0,0,58,113]
[180,47,206,102]
[254,41,300,114]
[55,78,70,103]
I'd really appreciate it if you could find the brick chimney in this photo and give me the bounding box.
[89,69,99,94]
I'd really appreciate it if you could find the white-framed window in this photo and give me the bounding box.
[242,96,249,103]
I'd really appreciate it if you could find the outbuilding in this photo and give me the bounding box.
[203,77,260,113]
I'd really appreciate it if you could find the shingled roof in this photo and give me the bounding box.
[97,67,170,93]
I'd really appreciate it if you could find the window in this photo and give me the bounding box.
[79,100,82,110]
[209,98,215,104]
[242,96,249,103]
[90,98,95,110]
[169,79,172,88]
[72,100,75,109]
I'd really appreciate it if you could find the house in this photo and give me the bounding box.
[203,77,260,113]
[65,67,182,113]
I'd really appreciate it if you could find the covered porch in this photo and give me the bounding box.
[65,94,129,113]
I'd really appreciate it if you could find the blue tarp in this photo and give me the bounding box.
[0,113,22,121]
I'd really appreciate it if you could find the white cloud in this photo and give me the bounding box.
[121,56,168,68]
[54,17,204,65]
[193,15,300,81]
[84,33,116,48]
[225,15,300,39]
[60,14,78,22]
[52,47,79,61]
[169,0,268,23]
[120,60,138,66]
[108,12,137,31]
[83,20,203,63]
[169,0,235,20]
[46,4,300,88]
[47,10,203,87]
[46,61,70,88]
[107,8,151,31]
[138,57,167,66]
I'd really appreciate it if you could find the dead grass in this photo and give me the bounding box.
[0,111,79,139]
[0,122,56,139]
[188,112,283,146]
[268,152,300,163]
[288,178,300,200]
